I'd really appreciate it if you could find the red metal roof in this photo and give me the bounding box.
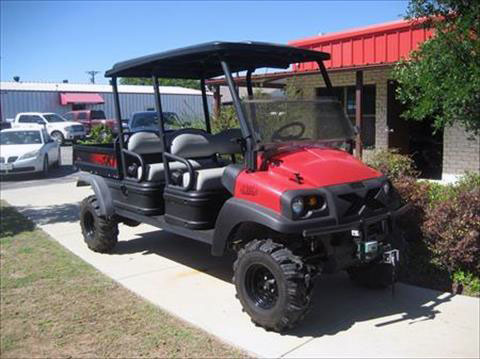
[59,92,104,105]
[289,19,434,72]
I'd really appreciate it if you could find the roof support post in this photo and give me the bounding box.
[355,70,363,159]
[213,85,221,119]
[200,77,212,133]
[152,76,166,152]
[111,77,127,178]
[317,61,333,90]
[246,70,254,98]
[220,60,256,171]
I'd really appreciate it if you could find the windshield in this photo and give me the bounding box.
[1,131,43,145]
[130,112,187,130]
[91,110,106,120]
[43,114,66,123]
[242,99,355,148]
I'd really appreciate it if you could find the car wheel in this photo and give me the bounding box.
[80,195,118,253]
[233,239,313,332]
[51,131,64,145]
[42,156,49,177]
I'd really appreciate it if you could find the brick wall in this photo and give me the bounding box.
[442,124,480,182]
[289,67,480,181]
[288,67,391,150]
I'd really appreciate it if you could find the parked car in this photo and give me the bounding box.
[12,112,86,144]
[0,127,60,176]
[63,110,118,134]
[129,111,189,132]
[74,41,408,332]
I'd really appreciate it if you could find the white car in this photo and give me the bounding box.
[0,127,60,176]
[12,112,86,144]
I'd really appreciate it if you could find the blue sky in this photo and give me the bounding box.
[1,1,408,84]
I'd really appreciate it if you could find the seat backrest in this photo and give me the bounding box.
[127,132,162,154]
[170,129,242,158]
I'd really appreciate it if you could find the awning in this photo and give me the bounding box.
[59,92,104,105]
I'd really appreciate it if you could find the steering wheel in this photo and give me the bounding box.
[271,122,306,142]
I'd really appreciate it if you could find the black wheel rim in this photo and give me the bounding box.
[83,210,95,239]
[245,264,278,310]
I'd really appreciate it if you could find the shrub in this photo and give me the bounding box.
[79,124,114,145]
[365,149,418,180]
[211,106,239,134]
[452,270,480,296]
[422,186,480,277]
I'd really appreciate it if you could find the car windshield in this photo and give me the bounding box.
[91,110,106,120]
[242,98,355,149]
[130,112,185,130]
[43,114,66,123]
[1,131,43,145]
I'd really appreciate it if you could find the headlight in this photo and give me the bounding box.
[65,126,73,132]
[20,150,39,160]
[383,181,391,195]
[292,198,305,216]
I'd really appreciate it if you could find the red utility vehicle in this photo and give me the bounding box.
[73,42,408,332]
[64,110,118,134]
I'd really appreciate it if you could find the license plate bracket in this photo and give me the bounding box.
[0,163,14,171]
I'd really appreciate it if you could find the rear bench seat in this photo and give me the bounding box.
[127,129,242,187]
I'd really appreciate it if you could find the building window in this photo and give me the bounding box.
[72,104,86,111]
[316,85,376,148]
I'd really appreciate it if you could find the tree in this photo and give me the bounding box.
[393,0,480,134]
[120,77,200,89]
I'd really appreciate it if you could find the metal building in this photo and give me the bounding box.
[0,82,212,122]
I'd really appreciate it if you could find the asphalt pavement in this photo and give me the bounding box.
[0,146,78,191]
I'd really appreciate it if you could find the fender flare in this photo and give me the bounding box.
[211,198,297,256]
[76,173,115,218]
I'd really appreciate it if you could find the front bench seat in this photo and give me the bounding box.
[170,129,242,191]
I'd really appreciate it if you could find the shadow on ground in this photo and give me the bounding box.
[14,202,80,225]
[113,228,455,338]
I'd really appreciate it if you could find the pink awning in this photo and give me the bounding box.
[60,93,104,105]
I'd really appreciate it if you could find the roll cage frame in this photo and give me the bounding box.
[105,41,333,179]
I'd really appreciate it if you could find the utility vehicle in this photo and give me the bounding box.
[74,42,408,332]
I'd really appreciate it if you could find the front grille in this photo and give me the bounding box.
[71,125,84,132]
[336,186,387,221]
[7,156,18,163]
[0,166,35,173]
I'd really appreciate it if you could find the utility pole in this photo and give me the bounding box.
[86,70,100,84]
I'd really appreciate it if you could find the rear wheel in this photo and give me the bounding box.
[51,131,64,145]
[80,195,118,253]
[233,239,313,332]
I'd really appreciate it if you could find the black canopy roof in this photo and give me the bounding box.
[105,41,330,79]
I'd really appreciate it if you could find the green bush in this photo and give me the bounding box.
[211,106,239,134]
[453,270,480,296]
[79,124,114,145]
[365,149,418,180]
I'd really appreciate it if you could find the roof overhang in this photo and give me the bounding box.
[105,41,330,79]
[59,93,104,105]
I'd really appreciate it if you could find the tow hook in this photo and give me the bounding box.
[383,249,400,296]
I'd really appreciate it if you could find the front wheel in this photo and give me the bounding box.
[80,195,118,253]
[51,131,64,145]
[347,262,395,289]
[233,239,313,332]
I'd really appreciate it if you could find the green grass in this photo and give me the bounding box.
[0,201,246,358]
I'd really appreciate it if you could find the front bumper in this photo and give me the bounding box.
[0,157,42,175]
[302,203,410,238]
[65,132,86,140]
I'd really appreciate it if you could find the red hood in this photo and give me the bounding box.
[268,147,381,188]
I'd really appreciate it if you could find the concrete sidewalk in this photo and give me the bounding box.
[2,181,479,358]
